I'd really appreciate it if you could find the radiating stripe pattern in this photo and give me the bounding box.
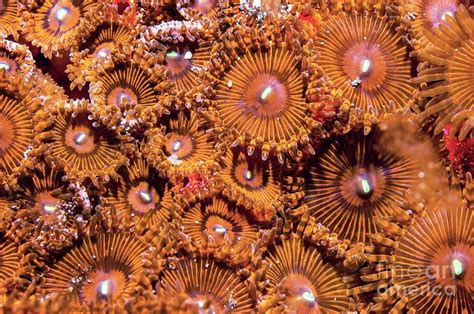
[43,233,149,304]
[304,130,419,244]
[215,46,308,143]
[393,204,473,313]
[51,110,122,173]
[265,236,350,312]
[160,256,254,312]
[315,14,414,113]
[0,93,34,175]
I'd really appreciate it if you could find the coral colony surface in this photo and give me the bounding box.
[0,0,473,313]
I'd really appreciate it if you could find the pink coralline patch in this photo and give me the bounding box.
[113,0,135,15]
[297,11,321,34]
[444,127,474,174]
[113,0,133,4]
[309,96,353,136]
[310,102,337,122]
[180,173,208,194]
[298,12,313,23]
